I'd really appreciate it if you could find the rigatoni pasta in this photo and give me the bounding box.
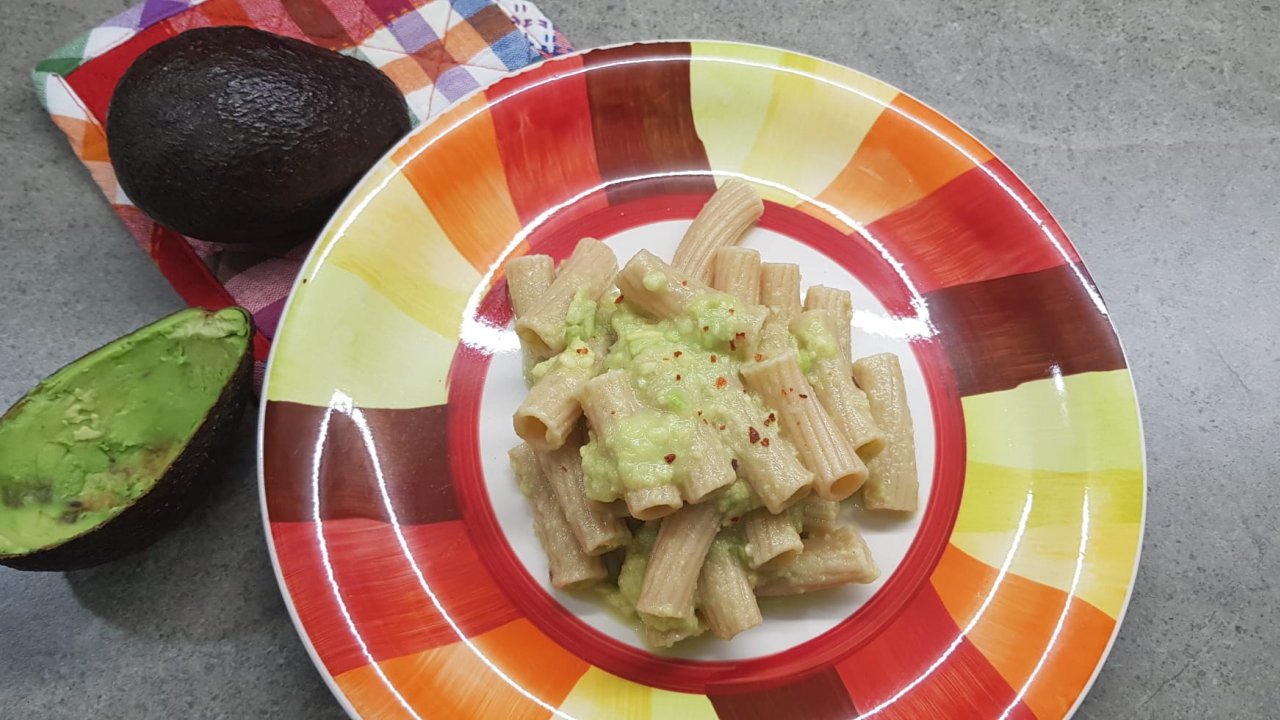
[504,180,917,647]
[672,179,765,284]
[853,353,919,512]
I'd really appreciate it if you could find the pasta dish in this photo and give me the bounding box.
[506,180,918,647]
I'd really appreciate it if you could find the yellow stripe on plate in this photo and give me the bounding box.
[962,370,1143,474]
[326,170,480,341]
[738,53,897,207]
[951,462,1143,619]
[689,42,788,179]
[557,667,717,720]
[268,264,456,409]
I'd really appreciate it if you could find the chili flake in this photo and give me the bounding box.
[748,427,761,444]
[664,454,677,464]
[715,376,728,389]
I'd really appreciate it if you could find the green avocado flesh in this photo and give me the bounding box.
[0,307,250,555]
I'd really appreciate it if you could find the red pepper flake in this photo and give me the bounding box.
[729,340,737,351]
[560,465,568,472]
[615,294,625,304]
[729,515,740,523]
[702,325,710,332]
[754,353,764,362]
[674,350,683,358]
[719,424,727,431]
[748,427,761,444]
[761,438,771,448]
[765,412,776,426]
[731,458,739,471]
[735,332,746,339]
[664,453,677,464]
[675,374,682,381]
[680,279,689,287]
[715,376,728,389]
[710,354,718,363]
[728,308,736,316]
[696,410,703,416]
[799,393,809,399]
[576,347,589,355]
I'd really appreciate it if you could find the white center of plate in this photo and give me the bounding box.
[476,220,936,661]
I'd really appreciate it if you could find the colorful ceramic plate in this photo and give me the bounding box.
[259,41,1145,719]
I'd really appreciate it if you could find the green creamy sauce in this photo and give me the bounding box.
[792,312,839,372]
[563,289,598,346]
[0,308,248,554]
[582,291,771,502]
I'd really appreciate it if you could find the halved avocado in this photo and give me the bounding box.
[0,307,253,571]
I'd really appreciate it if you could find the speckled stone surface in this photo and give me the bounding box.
[1,0,1276,717]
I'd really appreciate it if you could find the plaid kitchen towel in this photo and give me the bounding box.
[33,0,572,380]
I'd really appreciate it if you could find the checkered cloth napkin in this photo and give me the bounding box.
[34,0,571,381]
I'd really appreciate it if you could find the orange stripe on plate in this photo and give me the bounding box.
[392,93,525,272]
[931,544,1117,720]
[335,620,589,720]
[802,93,993,229]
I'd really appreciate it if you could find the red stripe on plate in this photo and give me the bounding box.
[582,43,716,205]
[270,518,521,677]
[262,401,461,524]
[708,668,859,719]
[864,159,1079,295]
[923,263,1126,397]
[836,584,1036,719]
[488,55,610,225]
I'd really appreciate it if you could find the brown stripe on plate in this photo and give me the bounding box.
[583,42,716,204]
[262,401,460,524]
[708,667,859,720]
[924,263,1126,397]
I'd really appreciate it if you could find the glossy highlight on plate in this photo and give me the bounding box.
[259,41,1145,719]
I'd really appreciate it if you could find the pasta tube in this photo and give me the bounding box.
[714,376,813,513]
[759,262,801,321]
[510,444,606,589]
[852,353,918,512]
[515,238,617,357]
[614,249,709,319]
[699,539,762,640]
[740,350,867,501]
[755,526,880,596]
[803,285,853,368]
[579,370,684,520]
[710,246,762,304]
[636,502,720,621]
[800,496,843,534]
[743,508,803,570]
[506,254,555,320]
[535,435,631,555]
[671,179,764,284]
[793,310,886,458]
[513,338,606,451]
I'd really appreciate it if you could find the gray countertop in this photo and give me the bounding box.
[1,0,1276,717]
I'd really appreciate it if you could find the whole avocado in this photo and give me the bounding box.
[107,27,411,245]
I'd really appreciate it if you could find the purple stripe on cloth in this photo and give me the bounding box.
[139,0,194,27]
[388,8,438,53]
[253,296,289,339]
[435,64,480,101]
[102,4,146,29]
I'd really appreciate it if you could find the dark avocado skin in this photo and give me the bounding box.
[0,308,255,572]
[107,27,411,245]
